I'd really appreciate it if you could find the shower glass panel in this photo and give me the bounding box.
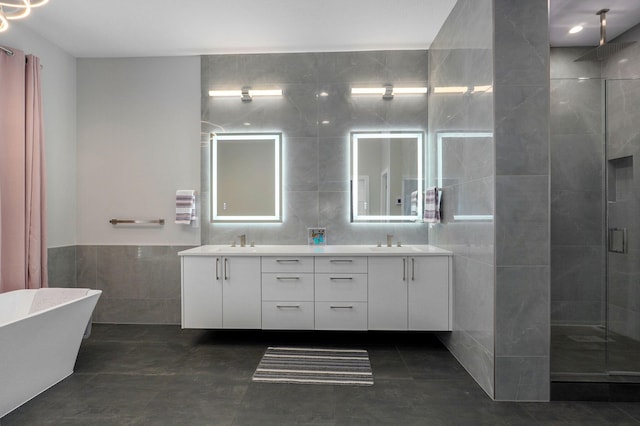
[605,78,640,376]
[550,77,607,377]
[550,76,640,381]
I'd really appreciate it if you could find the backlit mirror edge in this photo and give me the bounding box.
[210,132,283,223]
[350,131,425,223]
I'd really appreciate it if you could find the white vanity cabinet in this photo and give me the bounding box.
[261,257,314,329]
[181,255,261,329]
[314,257,367,330]
[180,245,451,332]
[368,255,451,331]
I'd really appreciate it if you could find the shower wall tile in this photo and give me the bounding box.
[494,85,549,176]
[493,1,548,87]
[495,175,549,266]
[551,301,603,326]
[495,266,550,357]
[550,189,603,246]
[551,133,604,191]
[495,356,550,401]
[550,79,603,136]
[48,246,77,288]
[551,246,604,304]
[493,0,549,401]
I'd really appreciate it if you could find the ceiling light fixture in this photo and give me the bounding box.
[0,0,49,33]
[569,25,583,34]
[209,87,283,102]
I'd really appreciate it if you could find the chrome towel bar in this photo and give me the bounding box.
[109,218,165,225]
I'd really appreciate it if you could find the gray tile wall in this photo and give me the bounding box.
[48,245,77,288]
[200,51,431,246]
[428,0,495,398]
[76,245,193,324]
[550,48,606,326]
[493,0,550,401]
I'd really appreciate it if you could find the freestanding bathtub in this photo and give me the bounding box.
[0,287,101,417]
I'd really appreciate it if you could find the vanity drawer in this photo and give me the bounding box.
[314,257,367,274]
[315,273,367,302]
[262,273,314,301]
[262,256,314,273]
[314,302,367,330]
[262,301,314,330]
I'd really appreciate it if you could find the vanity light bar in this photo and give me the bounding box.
[209,89,283,98]
[351,87,428,96]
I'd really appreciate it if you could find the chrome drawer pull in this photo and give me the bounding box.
[276,304,300,309]
[330,259,353,263]
[330,305,353,309]
[276,276,300,280]
[329,277,353,280]
[276,259,300,263]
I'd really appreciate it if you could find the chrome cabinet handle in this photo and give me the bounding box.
[216,258,220,280]
[330,259,353,263]
[276,259,300,263]
[276,276,300,280]
[412,258,415,281]
[224,257,229,280]
[277,304,300,309]
[330,277,353,280]
[330,305,353,309]
[403,258,406,281]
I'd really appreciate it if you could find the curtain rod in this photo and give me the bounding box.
[0,46,14,56]
[0,45,43,69]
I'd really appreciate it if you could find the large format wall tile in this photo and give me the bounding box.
[202,50,430,246]
[75,245,194,324]
[428,0,496,400]
[47,246,76,288]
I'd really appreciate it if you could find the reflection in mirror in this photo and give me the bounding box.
[435,131,493,222]
[211,133,282,222]
[351,131,424,222]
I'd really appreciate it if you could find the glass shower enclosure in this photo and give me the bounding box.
[550,75,640,382]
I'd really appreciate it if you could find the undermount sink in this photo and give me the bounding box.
[369,246,422,252]
[226,246,258,252]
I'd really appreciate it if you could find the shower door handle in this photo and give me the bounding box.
[608,228,627,253]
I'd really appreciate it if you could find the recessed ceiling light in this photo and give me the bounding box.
[569,25,583,34]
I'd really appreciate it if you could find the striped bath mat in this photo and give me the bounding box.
[252,347,374,386]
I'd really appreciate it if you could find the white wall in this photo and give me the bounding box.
[76,57,201,245]
[1,22,77,248]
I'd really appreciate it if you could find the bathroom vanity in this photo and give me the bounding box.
[179,245,452,331]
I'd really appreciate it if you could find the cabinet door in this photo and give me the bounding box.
[222,256,261,329]
[408,256,450,331]
[367,256,407,330]
[182,256,222,329]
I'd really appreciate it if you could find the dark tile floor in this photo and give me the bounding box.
[3,324,640,425]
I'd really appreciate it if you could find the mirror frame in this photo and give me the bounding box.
[351,131,424,222]
[210,132,282,222]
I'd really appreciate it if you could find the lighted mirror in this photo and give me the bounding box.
[211,133,282,222]
[351,131,424,222]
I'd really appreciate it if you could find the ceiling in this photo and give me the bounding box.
[11,0,640,58]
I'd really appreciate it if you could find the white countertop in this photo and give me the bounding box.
[178,244,451,257]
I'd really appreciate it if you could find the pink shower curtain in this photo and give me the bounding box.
[0,47,48,293]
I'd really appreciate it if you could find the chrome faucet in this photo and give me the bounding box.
[238,234,247,247]
[386,234,393,247]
